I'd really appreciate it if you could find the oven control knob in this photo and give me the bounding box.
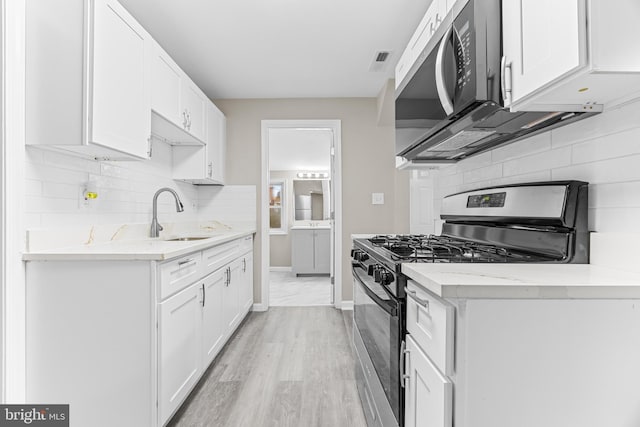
[359,252,369,262]
[374,267,382,283]
[380,271,395,286]
[367,265,375,276]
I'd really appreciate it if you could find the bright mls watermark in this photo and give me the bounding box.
[0,405,68,426]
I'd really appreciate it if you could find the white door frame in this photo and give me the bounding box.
[260,120,342,310]
[1,0,27,401]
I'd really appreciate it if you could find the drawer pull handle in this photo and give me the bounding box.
[405,287,430,309]
[178,258,195,267]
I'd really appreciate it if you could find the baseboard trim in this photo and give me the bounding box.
[269,266,292,272]
[252,303,268,312]
[341,300,354,311]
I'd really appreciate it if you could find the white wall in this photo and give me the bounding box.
[25,142,255,230]
[411,99,640,234]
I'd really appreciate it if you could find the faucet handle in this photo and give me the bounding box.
[158,224,163,232]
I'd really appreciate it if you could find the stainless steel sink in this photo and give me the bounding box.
[164,236,211,242]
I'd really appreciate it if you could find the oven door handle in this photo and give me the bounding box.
[353,267,397,317]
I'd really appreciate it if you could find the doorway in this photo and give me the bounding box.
[260,120,342,310]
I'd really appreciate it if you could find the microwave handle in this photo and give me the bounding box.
[435,25,454,116]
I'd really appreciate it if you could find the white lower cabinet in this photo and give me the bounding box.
[404,279,640,427]
[201,268,226,368]
[239,251,254,314]
[404,335,452,427]
[25,234,254,427]
[223,259,242,333]
[159,284,202,423]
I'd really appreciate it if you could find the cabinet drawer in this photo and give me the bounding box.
[159,252,202,300]
[202,239,242,276]
[406,280,454,376]
[238,235,253,254]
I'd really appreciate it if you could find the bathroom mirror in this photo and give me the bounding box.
[293,179,330,220]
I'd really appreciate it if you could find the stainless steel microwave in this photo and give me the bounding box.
[395,0,595,166]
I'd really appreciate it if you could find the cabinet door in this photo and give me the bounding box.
[91,0,151,158]
[202,268,226,368]
[291,230,315,274]
[181,81,207,142]
[151,42,182,126]
[313,230,331,274]
[159,284,202,424]
[239,252,254,314]
[503,0,587,106]
[404,335,452,427]
[223,260,242,334]
[206,103,226,184]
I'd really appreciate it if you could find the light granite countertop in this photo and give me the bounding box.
[22,221,256,261]
[402,263,640,299]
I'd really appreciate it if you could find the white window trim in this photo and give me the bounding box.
[268,180,287,235]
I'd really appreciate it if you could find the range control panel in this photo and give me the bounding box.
[466,192,506,208]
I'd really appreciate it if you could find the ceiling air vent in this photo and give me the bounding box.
[369,51,392,72]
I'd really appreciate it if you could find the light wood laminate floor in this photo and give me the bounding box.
[168,307,366,427]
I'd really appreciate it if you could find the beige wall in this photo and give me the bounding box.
[215,98,410,304]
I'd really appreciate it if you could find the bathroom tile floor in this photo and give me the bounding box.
[269,271,332,306]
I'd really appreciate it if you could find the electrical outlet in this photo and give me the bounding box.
[372,193,384,205]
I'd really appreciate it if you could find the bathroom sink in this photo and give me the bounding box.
[164,236,211,242]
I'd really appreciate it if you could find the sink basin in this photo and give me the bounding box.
[164,236,211,242]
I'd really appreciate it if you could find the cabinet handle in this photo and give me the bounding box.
[147,137,153,158]
[242,258,246,272]
[178,258,195,267]
[208,162,213,178]
[225,267,230,286]
[400,339,411,388]
[501,56,512,107]
[186,111,192,131]
[404,287,430,310]
[182,110,188,129]
[201,283,206,307]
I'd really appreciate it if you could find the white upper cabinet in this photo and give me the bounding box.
[26,0,152,160]
[151,41,207,145]
[172,102,226,185]
[396,0,452,90]
[503,0,640,112]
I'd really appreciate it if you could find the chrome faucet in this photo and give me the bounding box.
[150,188,184,238]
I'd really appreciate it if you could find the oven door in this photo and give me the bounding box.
[353,261,402,425]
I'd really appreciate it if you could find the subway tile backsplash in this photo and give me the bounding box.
[411,98,640,233]
[25,141,255,229]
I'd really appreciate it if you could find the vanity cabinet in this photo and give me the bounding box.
[291,228,330,275]
[502,0,640,112]
[26,0,153,160]
[25,234,254,427]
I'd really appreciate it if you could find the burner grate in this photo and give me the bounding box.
[369,234,553,263]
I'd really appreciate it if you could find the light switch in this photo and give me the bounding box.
[372,193,384,205]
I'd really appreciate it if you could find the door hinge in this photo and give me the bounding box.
[330,276,335,285]
[330,147,335,156]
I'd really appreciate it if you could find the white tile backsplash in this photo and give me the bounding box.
[411,98,640,233]
[25,141,256,230]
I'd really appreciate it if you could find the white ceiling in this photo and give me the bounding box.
[268,129,331,171]
[118,0,432,99]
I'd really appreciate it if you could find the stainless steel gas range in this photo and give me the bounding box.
[351,180,589,427]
